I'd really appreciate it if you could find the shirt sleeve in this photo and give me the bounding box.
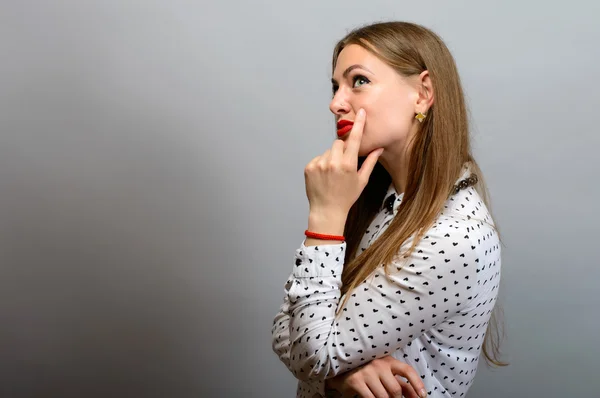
[272,276,327,396]
[283,227,479,382]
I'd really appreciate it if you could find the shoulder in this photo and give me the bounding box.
[392,188,496,275]
[388,220,478,283]
[440,186,496,229]
[405,187,501,278]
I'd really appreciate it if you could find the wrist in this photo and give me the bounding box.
[307,211,347,237]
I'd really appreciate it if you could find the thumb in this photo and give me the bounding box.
[357,148,384,185]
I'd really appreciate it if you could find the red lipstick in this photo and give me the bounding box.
[337,119,354,138]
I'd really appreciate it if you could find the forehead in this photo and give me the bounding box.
[333,44,387,79]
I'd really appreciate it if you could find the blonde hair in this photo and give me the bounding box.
[332,21,507,367]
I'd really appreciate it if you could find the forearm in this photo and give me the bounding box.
[272,280,328,396]
[272,299,293,371]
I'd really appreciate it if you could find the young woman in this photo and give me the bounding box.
[272,21,505,398]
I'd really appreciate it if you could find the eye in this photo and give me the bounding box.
[352,75,370,88]
[331,75,370,97]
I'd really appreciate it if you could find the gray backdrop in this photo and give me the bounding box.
[1,1,598,397]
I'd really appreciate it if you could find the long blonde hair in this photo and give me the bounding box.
[333,21,507,367]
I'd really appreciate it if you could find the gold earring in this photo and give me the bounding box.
[415,112,427,123]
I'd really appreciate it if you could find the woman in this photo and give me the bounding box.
[272,21,505,398]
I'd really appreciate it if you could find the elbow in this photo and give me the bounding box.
[271,339,279,359]
[291,364,326,383]
[289,346,332,382]
[271,334,288,363]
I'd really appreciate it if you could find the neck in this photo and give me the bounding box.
[377,126,419,195]
[378,144,409,196]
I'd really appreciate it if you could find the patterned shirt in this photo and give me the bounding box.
[272,162,502,397]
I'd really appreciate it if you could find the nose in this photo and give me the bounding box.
[329,93,351,116]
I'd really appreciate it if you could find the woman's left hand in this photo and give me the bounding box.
[325,356,427,398]
[304,108,384,217]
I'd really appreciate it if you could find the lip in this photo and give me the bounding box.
[336,119,354,138]
[337,125,353,137]
[337,119,354,129]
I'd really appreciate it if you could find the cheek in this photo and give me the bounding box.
[364,90,413,136]
[364,106,411,141]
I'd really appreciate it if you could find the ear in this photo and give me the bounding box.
[415,70,434,113]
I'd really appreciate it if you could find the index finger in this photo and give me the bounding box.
[344,108,366,161]
[389,361,426,398]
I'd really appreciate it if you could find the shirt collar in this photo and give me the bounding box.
[382,161,473,215]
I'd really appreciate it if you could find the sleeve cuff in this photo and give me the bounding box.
[293,239,346,278]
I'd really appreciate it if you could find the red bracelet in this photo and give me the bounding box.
[304,229,345,241]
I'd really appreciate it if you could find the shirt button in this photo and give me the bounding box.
[384,193,396,213]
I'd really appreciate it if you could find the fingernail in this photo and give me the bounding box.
[358,108,365,117]
[419,389,427,398]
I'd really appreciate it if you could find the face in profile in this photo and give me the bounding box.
[330,44,423,158]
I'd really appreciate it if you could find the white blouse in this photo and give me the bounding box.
[272,163,502,397]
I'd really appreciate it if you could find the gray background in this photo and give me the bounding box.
[0,1,598,397]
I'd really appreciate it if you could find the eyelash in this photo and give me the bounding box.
[332,75,370,95]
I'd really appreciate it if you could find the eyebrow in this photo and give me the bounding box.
[331,64,373,85]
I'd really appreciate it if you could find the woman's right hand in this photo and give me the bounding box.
[325,356,427,398]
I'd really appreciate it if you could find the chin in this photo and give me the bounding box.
[357,145,377,157]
